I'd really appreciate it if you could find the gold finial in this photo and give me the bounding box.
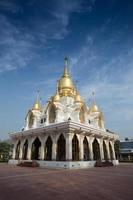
[63,57,69,77]
[64,57,68,67]
[56,80,59,94]
[33,91,42,111]
[92,91,95,103]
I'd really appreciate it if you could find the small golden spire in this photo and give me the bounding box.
[53,80,60,102]
[33,91,42,111]
[90,92,99,112]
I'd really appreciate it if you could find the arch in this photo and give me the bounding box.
[49,104,56,123]
[103,141,108,160]
[31,137,41,160]
[79,106,85,123]
[83,137,90,160]
[56,134,66,161]
[72,134,80,161]
[45,136,53,160]
[22,139,28,160]
[15,140,21,159]
[109,142,113,160]
[93,138,100,160]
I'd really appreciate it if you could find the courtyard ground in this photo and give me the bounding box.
[0,163,133,200]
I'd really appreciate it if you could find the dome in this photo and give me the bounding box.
[58,58,75,97]
[33,101,41,111]
[90,103,99,113]
[75,93,83,103]
[32,92,42,111]
[58,68,74,90]
[53,94,60,102]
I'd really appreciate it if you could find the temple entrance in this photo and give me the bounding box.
[103,141,108,160]
[57,134,66,161]
[22,139,28,160]
[93,138,100,160]
[72,134,79,161]
[83,137,90,160]
[45,136,53,160]
[109,142,113,160]
[15,140,20,159]
[31,137,41,160]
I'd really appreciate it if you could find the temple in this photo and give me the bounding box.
[9,58,119,168]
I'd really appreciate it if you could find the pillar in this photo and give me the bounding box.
[40,143,45,160]
[98,139,104,160]
[19,144,23,159]
[79,135,84,161]
[66,133,73,161]
[105,140,110,160]
[12,142,17,159]
[87,137,94,161]
[110,141,116,160]
[27,141,32,160]
[52,135,57,161]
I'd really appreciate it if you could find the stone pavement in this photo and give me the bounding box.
[0,163,133,200]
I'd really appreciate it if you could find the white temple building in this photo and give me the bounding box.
[9,58,119,168]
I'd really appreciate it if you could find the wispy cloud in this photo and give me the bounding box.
[0,0,92,74]
[69,23,133,138]
[0,0,21,13]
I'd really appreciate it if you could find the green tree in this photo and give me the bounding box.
[0,142,11,162]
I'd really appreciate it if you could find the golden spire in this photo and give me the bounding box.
[74,80,83,103]
[90,92,99,112]
[33,91,42,111]
[58,57,75,97]
[53,80,60,102]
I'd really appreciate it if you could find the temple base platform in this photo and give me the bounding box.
[8,159,119,169]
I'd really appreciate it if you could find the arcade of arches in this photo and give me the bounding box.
[13,134,116,161]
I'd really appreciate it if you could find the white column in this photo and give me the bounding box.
[99,139,104,160]
[39,136,46,160]
[110,141,116,160]
[19,145,23,159]
[105,140,110,160]
[40,143,45,160]
[66,133,73,161]
[87,136,94,161]
[79,135,84,161]
[52,135,57,161]
[27,140,32,160]
[12,142,17,159]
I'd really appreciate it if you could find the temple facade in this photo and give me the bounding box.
[9,58,119,168]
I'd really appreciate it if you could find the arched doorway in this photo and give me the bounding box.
[31,137,41,160]
[15,140,20,159]
[22,139,28,160]
[103,141,108,160]
[72,134,79,161]
[83,137,90,160]
[57,134,66,161]
[49,105,56,123]
[109,142,113,160]
[93,138,100,160]
[45,136,53,160]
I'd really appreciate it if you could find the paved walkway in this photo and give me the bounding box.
[0,163,133,200]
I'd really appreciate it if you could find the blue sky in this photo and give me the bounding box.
[0,0,133,140]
